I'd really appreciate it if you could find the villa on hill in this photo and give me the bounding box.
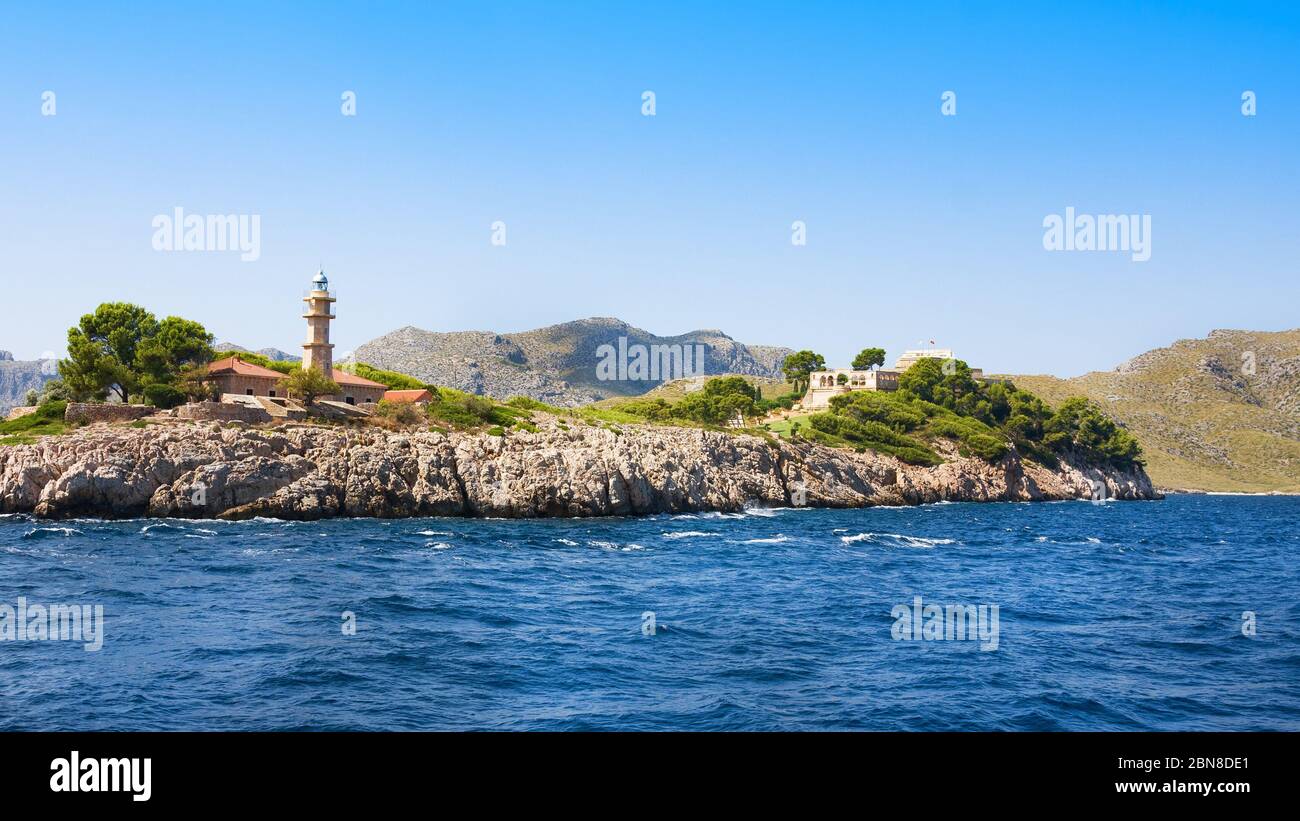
[799,348,986,410]
[204,270,387,410]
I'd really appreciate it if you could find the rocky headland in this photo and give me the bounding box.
[0,415,1158,520]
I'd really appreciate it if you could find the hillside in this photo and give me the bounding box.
[349,318,793,406]
[216,343,301,362]
[1002,329,1300,493]
[0,351,57,414]
[594,374,796,407]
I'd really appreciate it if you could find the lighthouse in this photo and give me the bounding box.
[302,269,336,375]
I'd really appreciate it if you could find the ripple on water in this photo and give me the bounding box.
[0,495,1295,731]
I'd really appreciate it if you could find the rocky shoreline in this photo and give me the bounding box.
[0,416,1160,520]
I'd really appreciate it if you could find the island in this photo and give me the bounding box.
[0,272,1158,519]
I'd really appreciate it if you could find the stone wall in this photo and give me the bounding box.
[64,403,158,425]
[176,402,272,424]
[210,373,283,398]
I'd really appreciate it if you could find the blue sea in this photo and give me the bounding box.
[1,495,1296,731]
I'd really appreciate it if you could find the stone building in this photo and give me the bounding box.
[891,348,983,380]
[206,356,287,397]
[300,269,386,405]
[204,269,387,407]
[800,367,900,410]
[333,370,386,406]
[798,348,985,410]
[302,270,336,375]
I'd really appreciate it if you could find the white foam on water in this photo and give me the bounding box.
[839,532,955,548]
[741,535,790,544]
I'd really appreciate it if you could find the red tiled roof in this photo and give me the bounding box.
[207,358,385,389]
[332,369,387,388]
[383,389,433,403]
[206,356,285,380]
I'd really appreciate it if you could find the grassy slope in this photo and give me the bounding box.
[0,400,68,445]
[1001,328,1300,493]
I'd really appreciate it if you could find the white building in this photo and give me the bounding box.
[797,348,984,410]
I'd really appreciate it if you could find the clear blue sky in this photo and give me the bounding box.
[1,1,1296,375]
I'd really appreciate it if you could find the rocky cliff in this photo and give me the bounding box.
[0,353,57,414]
[348,318,794,406]
[0,416,1158,520]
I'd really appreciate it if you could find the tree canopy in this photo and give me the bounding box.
[278,367,341,405]
[781,350,826,395]
[59,303,213,404]
[851,347,886,370]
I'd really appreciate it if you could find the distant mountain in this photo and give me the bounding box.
[0,352,58,413]
[215,343,301,362]
[349,318,794,406]
[1003,329,1300,493]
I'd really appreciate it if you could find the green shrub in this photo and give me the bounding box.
[830,391,927,431]
[1045,397,1143,467]
[505,396,552,411]
[373,399,424,426]
[928,417,1009,462]
[143,382,186,409]
[808,412,941,465]
[340,362,432,392]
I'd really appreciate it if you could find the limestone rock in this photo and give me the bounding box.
[0,414,1160,521]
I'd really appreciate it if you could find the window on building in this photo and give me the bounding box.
[269,390,276,397]
[246,389,253,395]
[345,396,355,405]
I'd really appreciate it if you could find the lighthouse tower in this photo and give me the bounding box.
[302,269,336,375]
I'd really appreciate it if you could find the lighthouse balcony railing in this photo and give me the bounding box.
[302,289,337,301]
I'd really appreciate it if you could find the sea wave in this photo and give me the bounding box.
[588,540,646,551]
[142,522,186,534]
[22,526,83,540]
[839,532,955,548]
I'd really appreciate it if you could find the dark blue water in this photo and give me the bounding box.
[1,495,1297,731]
